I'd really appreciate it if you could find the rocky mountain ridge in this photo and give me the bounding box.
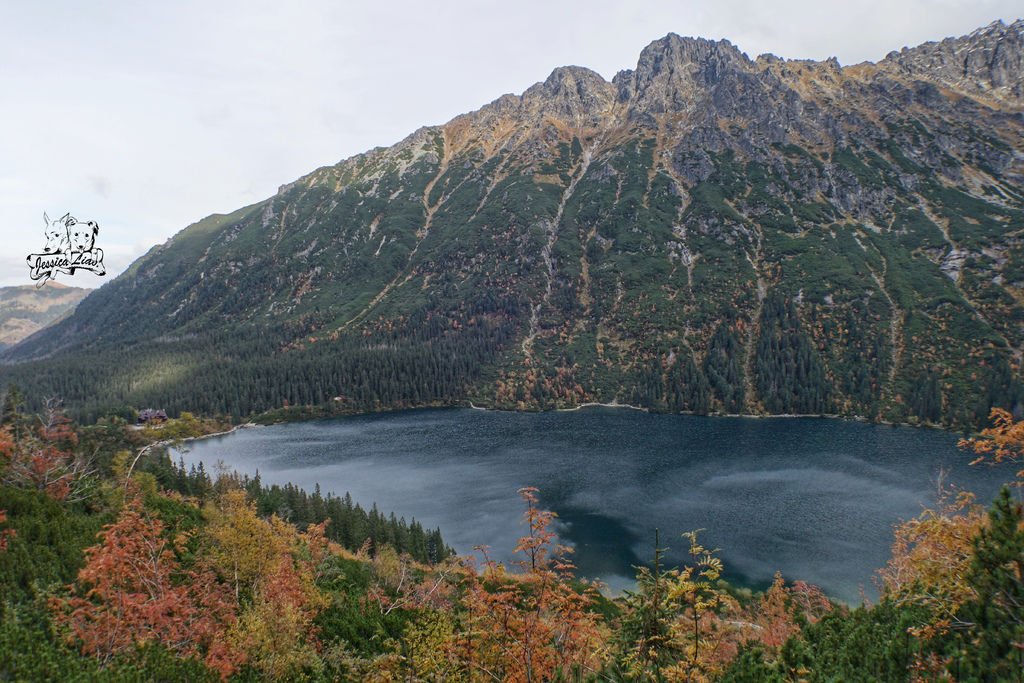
[3,20,1023,426]
[881,19,1024,106]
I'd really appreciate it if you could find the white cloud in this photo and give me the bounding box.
[0,0,1019,286]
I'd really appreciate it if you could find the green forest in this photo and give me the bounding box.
[1,393,1022,681]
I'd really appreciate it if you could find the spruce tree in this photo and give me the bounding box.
[954,486,1024,679]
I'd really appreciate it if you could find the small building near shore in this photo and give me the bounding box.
[137,408,168,425]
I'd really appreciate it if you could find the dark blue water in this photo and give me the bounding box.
[174,409,1012,603]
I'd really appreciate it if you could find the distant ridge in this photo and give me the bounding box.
[0,283,91,350]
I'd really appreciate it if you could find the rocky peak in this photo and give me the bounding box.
[538,65,610,94]
[613,33,753,114]
[636,33,749,75]
[881,18,1024,106]
[519,65,616,125]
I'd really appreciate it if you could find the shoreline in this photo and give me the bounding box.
[229,396,969,436]
[172,422,259,447]
[459,401,959,433]
[555,401,647,412]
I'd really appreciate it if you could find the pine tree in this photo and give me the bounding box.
[953,486,1024,679]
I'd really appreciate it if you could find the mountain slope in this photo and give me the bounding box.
[0,284,91,350]
[3,21,1024,425]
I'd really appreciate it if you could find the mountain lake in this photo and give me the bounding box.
[173,408,1013,603]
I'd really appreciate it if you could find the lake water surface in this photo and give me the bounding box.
[175,408,1012,603]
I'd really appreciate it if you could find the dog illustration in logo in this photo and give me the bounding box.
[69,218,99,252]
[68,219,101,276]
[29,210,106,285]
[42,211,71,254]
[41,211,102,275]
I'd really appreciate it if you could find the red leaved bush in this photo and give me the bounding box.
[746,572,831,649]
[1,401,93,502]
[0,509,13,551]
[51,499,239,678]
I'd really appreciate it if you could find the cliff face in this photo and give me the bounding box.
[4,21,1024,426]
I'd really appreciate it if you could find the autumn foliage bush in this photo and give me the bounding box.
[960,406,1024,482]
[878,483,988,637]
[47,487,339,680]
[50,499,238,676]
[0,401,93,502]
[453,487,608,682]
[209,491,331,679]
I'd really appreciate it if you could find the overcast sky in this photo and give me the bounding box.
[1,0,1019,287]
